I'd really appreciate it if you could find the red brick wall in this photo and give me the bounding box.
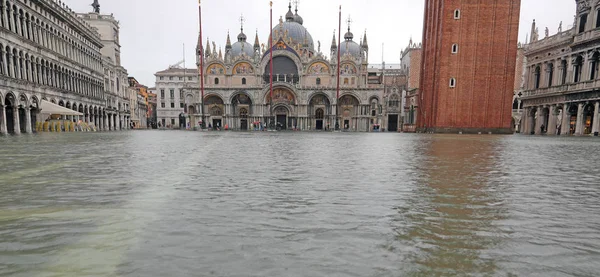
[418,0,521,132]
[408,49,422,90]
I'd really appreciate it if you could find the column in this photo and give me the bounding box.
[592,101,600,135]
[561,105,570,135]
[12,107,20,134]
[575,103,585,135]
[526,108,535,135]
[1,49,8,75]
[0,105,7,135]
[535,106,544,135]
[547,105,558,135]
[24,107,32,134]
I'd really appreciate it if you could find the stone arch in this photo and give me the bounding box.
[4,91,16,106]
[339,91,362,105]
[308,91,332,105]
[18,93,28,107]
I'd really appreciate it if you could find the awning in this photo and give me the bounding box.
[40,100,83,116]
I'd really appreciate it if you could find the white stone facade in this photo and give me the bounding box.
[0,0,133,135]
[0,0,106,134]
[521,0,600,136]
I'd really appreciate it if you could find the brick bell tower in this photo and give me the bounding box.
[418,0,521,134]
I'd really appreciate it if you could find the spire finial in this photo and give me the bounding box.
[294,0,300,13]
[346,15,352,32]
[239,14,245,33]
[91,0,100,13]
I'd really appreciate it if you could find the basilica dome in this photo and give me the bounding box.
[271,4,314,52]
[231,30,254,57]
[339,29,361,59]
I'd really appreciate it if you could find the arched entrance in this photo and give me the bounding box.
[179,113,187,129]
[274,105,289,130]
[309,94,331,130]
[240,108,249,130]
[4,93,16,133]
[266,87,296,129]
[232,93,252,130]
[18,95,27,133]
[568,104,578,135]
[339,94,360,130]
[583,103,595,135]
[315,108,324,130]
[205,95,224,130]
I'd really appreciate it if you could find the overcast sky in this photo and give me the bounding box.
[63,0,575,87]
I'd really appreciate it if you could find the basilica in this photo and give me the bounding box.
[185,3,391,131]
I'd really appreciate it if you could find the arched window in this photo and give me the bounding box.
[534,66,541,88]
[454,9,461,19]
[449,77,456,88]
[579,14,588,34]
[214,77,219,85]
[316,78,321,85]
[452,44,458,53]
[241,77,246,85]
[547,63,554,86]
[344,78,348,85]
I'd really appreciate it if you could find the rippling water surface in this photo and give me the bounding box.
[1,131,600,277]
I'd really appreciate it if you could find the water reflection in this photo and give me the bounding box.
[393,135,508,276]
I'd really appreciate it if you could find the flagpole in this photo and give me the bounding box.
[269,1,274,130]
[198,0,206,129]
[335,5,341,131]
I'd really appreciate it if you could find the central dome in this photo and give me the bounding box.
[270,3,314,52]
[272,21,314,51]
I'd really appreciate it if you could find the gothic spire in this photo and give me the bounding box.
[204,37,211,57]
[226,31,232,49]
[362,29,368,50]
[331,30,337,49]
[254,30,260,49]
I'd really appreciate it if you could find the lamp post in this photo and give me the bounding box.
[198,0,206,129]
[269,1,274,130]
[335,5,341,131]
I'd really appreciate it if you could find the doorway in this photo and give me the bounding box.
[315,108,324,130]
[212,119,222,130]
[343,119,350,130]
[276,115,287,130]
[241,119,248,130]
[388,114,398,132]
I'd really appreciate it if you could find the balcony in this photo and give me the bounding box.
[573,28,600,46]
[262,74,299,85]
[522,79,600,98]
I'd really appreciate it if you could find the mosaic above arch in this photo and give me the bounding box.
[267,88,296,105]
[340,63,357,75]
[233,62,254,75]
[207,63,225,75]
[308,62,330,75]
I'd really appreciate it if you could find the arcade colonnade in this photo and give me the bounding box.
[521,101,600,136]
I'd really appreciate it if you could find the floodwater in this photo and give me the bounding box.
[1,131,599,277]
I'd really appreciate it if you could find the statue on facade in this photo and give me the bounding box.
[558,21,563,33]
[317,41,321,53]
[91,0,100,13]
[545,27,549,38]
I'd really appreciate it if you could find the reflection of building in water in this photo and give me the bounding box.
[520,3,600,136]
[392,136,506,275]
[156,3,391,131]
